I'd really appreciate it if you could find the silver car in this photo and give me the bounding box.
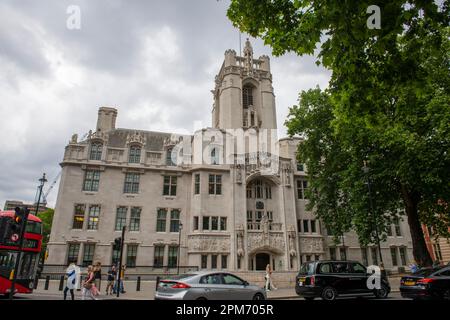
[155,271,267,300]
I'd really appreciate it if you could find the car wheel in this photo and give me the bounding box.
[253,293,265,300]
[374,284,389,299]
[321,287,337,301]
[304,297,315,301]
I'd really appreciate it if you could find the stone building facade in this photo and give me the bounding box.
[47,40,414,272]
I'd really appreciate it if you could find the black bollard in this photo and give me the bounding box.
[44,276,50,290]
[155,276,160,290]
[136,276,141,291]
[59,275,64,291]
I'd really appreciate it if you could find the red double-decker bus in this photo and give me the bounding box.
[0,210,43,295]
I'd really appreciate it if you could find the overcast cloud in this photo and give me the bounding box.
[0,0,330,208]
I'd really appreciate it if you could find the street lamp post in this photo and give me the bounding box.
[177,222,183,275]
[362,161,384,265]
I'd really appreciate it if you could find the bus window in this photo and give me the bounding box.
[25,221,43,235]
[0,251,17,271]
[18,253,38,279]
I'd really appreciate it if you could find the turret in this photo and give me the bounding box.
[96,107,117,132]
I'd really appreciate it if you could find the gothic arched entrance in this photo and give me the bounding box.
[255,253,270,270]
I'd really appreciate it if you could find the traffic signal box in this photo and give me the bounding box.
[113,237,122,251]
[2,207,30,243]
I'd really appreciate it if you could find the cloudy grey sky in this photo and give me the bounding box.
[0,0,330,208]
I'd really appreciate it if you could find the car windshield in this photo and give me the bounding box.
[414,268,435,276]
[298,262,315,275]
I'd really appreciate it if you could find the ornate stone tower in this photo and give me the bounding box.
[211,39,277,130]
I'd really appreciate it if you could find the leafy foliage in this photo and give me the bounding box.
[228,0,450,266]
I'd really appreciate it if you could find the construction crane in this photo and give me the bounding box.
[41,171,61,205]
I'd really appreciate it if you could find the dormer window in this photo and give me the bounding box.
[166,147,175,166]
[89,142,103,160]
[243,85,253,108]
[128,146,141,163]
[211,148,219,165]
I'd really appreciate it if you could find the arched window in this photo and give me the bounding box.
[211,148,219,165]
[166,147,175,166]
[242,85,253,108]
[128,146,141,163]
[89,142,103,160]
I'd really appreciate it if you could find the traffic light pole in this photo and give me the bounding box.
[116,226,126,298]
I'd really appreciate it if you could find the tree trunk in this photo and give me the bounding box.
[400,185,433,267]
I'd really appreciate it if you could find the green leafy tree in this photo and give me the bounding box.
[38,208,54,262]
[228,0,450,266]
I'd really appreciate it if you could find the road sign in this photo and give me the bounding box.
[10,233,19,242]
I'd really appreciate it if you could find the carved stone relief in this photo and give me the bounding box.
[187,235,230,253]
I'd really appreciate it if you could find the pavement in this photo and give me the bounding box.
[10,286,403,301]
[9,276,402,301]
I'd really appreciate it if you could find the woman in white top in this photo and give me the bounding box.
[265,264,277,291]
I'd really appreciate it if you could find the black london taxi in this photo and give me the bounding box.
[295,260,390,300]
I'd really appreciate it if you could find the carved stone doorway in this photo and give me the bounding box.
[255,253,270,270]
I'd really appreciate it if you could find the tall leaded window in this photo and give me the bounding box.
[242,85,253,108]
[89,142,103,160]
[371,247,379,266]
[168,246,178,268]
[202,216,210,231]
[265,186,272,199]
[208,174,222,195]
[67,243,80,265]
[394,218,402,236]
[124,173,140,193]
[390,247,398,266]
[211,148,219,165]
[201,255,207,269]
[211,255,218,269]
[399,247,407,266]
[361,248,369,266]
[221,255,228,269]
[83,170,100,191]
[87,205,100,230]
[329,248,336,260]
[154,245,164,267]
[194,174,200,194]
[128,146,141,163]
[115,207,127,231]
[129,207,141,231]
[211,217,219,231]
[193,216,199,231]
[169,209,180,232]
[126,244,138,268]
[339,247,347,260]
[297,180,308,199]
[82,243,95,267]
[163,176,177,196]
[255,180,263,198]
[72,204,86,229]
[156,208,167,232]
[310,220,316,233]
[220,217,227,231]
[166,147,175,166]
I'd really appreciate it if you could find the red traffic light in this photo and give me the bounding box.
[10,233,19,242]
